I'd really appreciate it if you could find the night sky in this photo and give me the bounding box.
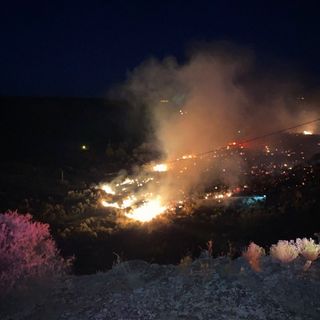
[1,0,320,97]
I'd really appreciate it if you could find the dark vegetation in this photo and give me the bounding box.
[1,96,319,274]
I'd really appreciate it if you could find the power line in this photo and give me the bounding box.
[241,118,320,144]
[104,117,320,171]
[183,117,320,159]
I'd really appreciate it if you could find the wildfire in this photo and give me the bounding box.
[122,195,137,208]
[120,178,135,185]
[101,194,169,222]
[125,197,167,222]
[101,199,120,208]
[204,191,233,200]
[99,175,170,222]
[101,183,116,195]
[216,191,232,199]
[181,154,197,160]
[101,195,138,209]
[153,163,168,172]
[303,130,313,135]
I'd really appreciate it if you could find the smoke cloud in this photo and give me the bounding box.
[110,42,319,201]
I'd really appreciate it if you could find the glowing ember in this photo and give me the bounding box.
[181,154,196,159]
[122,195,137,208]
[153,163,168,172]
[101,195,138,210]
[101,199,120,208]
[120,178,135,185]
[303,130,313,135]
[125,197,167,222]
[101,184,116,195]
[214,191,233,200]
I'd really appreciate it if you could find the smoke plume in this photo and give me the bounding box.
[110,42,318,201]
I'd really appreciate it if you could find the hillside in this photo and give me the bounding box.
[0,96,149,163]
[1,257,320,320]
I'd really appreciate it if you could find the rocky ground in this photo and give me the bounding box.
[1,256,320,320]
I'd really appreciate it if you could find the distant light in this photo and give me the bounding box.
[241,195,267,206]
[81,144,88,150]
[303,130,313,135]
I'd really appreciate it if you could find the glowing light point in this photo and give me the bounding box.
[303,130,313,135]
[153,163,168,172]
[81,144,88,150]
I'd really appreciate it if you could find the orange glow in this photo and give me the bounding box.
[121,195,137,208]
[181,154,197,160]
[101,199,120,208]
[214,191,232,199]
[101,184,116,195]
[125,197,167,222]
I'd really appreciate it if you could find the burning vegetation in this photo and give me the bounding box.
[1,44,320,276]
[99,43,320,223]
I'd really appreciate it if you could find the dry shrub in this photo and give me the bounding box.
[296,238,320,271]
[270,240,299,264]
[243,242,265,272]
[0,211,72,295]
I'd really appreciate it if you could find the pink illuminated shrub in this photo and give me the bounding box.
[0,211,71,294]
[243,242,265,272]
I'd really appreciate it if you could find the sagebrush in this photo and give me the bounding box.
[0,211,72,294]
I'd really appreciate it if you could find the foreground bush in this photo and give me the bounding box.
[296,238,320,270]
[243,237,320,272]
[270,240,299,264]
[243,242,265,272]
[0,211,71,294]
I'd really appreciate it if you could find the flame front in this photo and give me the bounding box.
[101,183,116,195]
[99,176,169,222]
[101,199,120,208]
[125,197,167,222]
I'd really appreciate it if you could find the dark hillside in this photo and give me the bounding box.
[0,96,149,165]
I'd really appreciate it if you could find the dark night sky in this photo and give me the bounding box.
[1,0,320,97]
